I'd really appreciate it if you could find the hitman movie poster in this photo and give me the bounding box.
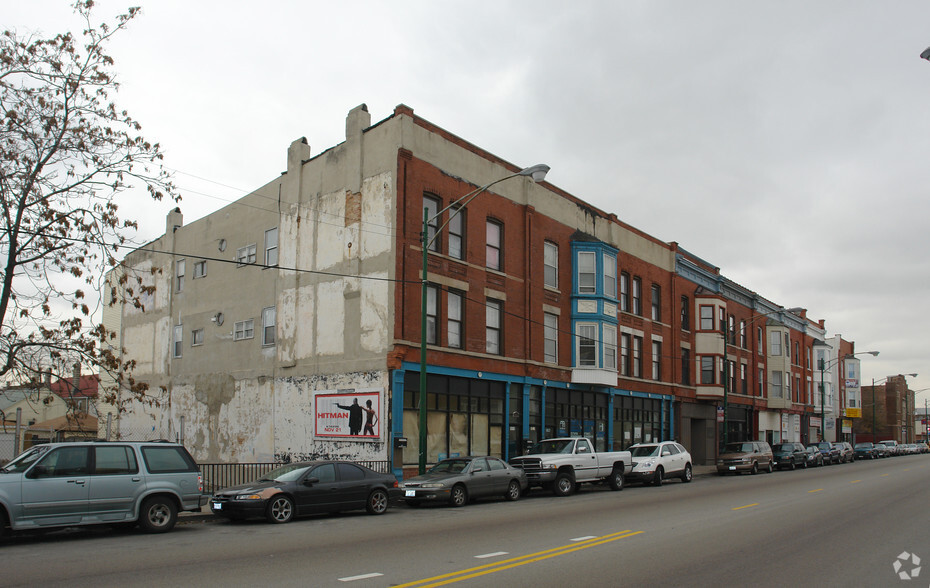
[315,389,381,439]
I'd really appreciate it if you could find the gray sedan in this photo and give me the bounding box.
[401,456,528,507]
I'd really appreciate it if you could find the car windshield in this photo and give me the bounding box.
[525,440,575,455]
[772,444,791,451]
[257,463,314,482]
[723,443,754,453]
[630,445,659,457]
[855,443,872,449]
[428,459,471,474]
[0,444,50,473]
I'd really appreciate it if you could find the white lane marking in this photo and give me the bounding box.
[475,551,509,559]
[338,573,384,582]
[571,536,598,542]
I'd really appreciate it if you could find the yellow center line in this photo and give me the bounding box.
[732,503,759,510]
[394,530,643,588]
[850,480,862,484]
[881,473,890,477]
[808,489,824,493]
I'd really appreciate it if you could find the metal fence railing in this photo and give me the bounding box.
[199,461,393,494]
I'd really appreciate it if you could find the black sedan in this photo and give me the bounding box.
[210,461,401,523]
[401,456,528,507]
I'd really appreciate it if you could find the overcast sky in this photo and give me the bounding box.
[7,1,930,401]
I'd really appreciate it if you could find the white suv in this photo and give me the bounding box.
[0,441,205,535]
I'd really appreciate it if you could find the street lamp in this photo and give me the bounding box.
[817,350,878,442]
[722,306,804,447]
[418,164,550,473]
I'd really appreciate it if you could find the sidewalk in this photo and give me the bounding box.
[179,464,721,525]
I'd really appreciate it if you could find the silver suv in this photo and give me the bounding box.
[0,441,205,535]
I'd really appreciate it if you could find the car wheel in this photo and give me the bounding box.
[789,461,796,471]
[450,484,468,507]
[681,463,693,483]
[265,494,295,524]
[0,509,7,538]
[608,468,624,490]
[652,466,664,487]
[505,479,521,501]
[138,496,178,533]
[366,489,389,515]
[802,459,808,469]
[750,462,759,475]
[553,473,575,496]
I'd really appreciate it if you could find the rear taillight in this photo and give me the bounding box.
[198,474,203,492]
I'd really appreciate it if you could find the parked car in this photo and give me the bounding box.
[401,456,527,507]
[878,440,900,456]
[210,461,400,523]
[854,442,877,460]
[716,441,774,475]
[0,441,205,536]
[871,443,889,458]
[771,442,807,471]
[626,441,693,486]
[807,442,838,465]
[802,445,824,467]
[832,442,854,463]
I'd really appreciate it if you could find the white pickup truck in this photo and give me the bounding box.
[509,437,632,496]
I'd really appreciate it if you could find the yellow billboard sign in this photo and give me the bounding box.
[845,408,862,418]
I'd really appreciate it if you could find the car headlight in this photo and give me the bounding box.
[235,494,263,501]
[419,482,445,489]
[639,460,655,469]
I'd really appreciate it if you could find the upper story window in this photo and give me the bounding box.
[543,241,558,289]
[176,259,185,292]
[423,194,441,253]
[620,273,631,312]
[699,305,714,330]
[262,306,276,346]
[770,330,782,356]
[448,207,464,260]
[603,254,616,298]
[234,319,254,341]
[486,299,502,354]
[632,277,642,315]
[191,328,204,347]
[603,324,617,370]
[577,324,597,367]
[681,296,690,331]
[173,324,183,358]
[740,320,747,348]
[426,285,438,345]
[264,227,279,266]
[727,315,735,345]
[486,220,502,271]
[237,244,257,266]
[757,326,764,354]
[651,284,661,321]
[193,260,206,279]
[448,290,463,349]
[577,252,596,294]
[544,312,558,364]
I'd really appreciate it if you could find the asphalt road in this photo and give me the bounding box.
[2,456,927,587]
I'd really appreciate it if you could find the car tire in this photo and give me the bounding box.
[608,468,624,491]
[553,473,575,496]
[681,463,693,483]
[505,479,521,501]
[366,489,389,515]
[802,459,808,469]
[138,495,178,533]
[789,461,796,471]
[0,509,7,538]
[766,461,774,473]
[750,462,759,475]
[265,494,295,524]
[450,484,468,507]
[653,466,664,487]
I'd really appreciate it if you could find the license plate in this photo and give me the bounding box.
[213,502,222,510]
[405,490,416,497]
[728,466,736,471]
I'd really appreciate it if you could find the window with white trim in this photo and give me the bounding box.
[448,290,462,348]
[544,241,558,289]
[193,260,206,279]
[426,285,438,345]
[604,325,617,370]
[423,194,440,253]
[264,228,278,266]
[486,220,502,271]
[173,325,182,358]
[604,254,616,298]
[770,331,782,356]
[234,319,254,341]
[577,251,596,294]
[262,306,276,346]
[176,260,185,292]
[486,299,502,354]
[544,312,558,364]
[651,340,661,380]
[191,328,204,346]
[237,244,257,266]
[577,324,597,367]
[448,206,464,259]
[632,336,643,377]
